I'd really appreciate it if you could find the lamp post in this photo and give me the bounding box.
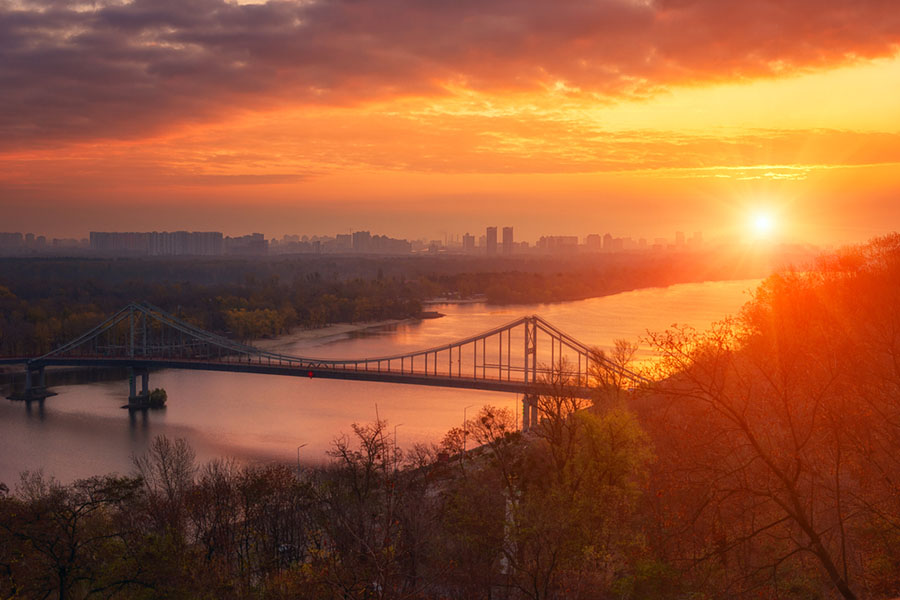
[296,443,307,478]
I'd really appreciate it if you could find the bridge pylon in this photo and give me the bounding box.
[11,302,650,417]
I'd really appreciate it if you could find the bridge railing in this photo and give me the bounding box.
[29,302,649,389]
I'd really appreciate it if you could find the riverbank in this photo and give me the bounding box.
[251,318,420,353]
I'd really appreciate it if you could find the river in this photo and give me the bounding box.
[0,278,761,486]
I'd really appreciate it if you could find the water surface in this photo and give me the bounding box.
[0,279,760,485]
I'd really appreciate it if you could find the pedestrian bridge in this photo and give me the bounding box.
[6,303,648,428]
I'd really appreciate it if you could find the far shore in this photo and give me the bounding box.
[251,317,420,353]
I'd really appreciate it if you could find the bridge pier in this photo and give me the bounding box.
[128,367,136,399]
[522,394,539,432]
[126,368,151,408]
[9,365,55,401]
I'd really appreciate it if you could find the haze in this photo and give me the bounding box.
[2,0,899,243]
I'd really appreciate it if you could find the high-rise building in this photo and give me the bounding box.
[90,231,226,255]
[0,232,23,246]
[334,234,352,251]
[486,226,498,255]
[602,233,613,251]
[502,226,514,254]
[537,236,579,252]
[462,232,475,252]
[352,230,372,253]
[224,233,267,255]
[675,231,685,247]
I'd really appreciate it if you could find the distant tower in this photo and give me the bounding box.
[602,233,613,251]
[462,232,475,252]
[675,231,685,247]
[486,226,498,255]
[502,226,514,254]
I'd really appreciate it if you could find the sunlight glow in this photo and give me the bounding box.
[751,212,776,238]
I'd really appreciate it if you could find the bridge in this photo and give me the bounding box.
[5,302,647,430]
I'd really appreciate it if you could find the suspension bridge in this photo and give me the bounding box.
[3,302,647,429]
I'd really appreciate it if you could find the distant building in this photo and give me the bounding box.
[90,232,151,254]
[90,231,225,256]
[352,230,372,253]
[224,233,267,255]
[462,232,475,252]
[334,234,352,251]
[502,226,514,254]
[0,232,24,248]
[486,227,498,255]
[537,236,579,252]
[675,231,685,248]
[369,234,412,254]
[586,234,602,251]
[602,233,613,251]
[52,237,84,249]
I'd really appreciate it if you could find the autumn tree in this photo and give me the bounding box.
[0,472,144,600]
[642,235,900,599]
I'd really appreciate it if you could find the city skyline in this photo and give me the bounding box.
[1,1,899,245]
[1,224,717,256]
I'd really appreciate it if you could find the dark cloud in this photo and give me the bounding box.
[2,0,899,149]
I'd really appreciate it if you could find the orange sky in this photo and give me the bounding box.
[2,0,899,243]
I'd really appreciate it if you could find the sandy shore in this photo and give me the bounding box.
[251,318,417,353]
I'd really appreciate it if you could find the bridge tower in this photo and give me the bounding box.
[521,394,539,431]
[12,301,649,415]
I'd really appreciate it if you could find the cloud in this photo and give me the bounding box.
[2,0,899,149]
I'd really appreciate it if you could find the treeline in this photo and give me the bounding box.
[0,269,421,355]
[0,247,809,356]
[4,235,900,598]
[0,404,653,600]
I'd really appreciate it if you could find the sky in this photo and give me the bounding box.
[1,0,899,244]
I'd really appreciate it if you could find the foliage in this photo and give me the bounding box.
[640,233,900,599]
[148,388,167,408]
[6,238,900,598]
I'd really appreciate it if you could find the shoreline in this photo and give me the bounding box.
[251,317,419,353]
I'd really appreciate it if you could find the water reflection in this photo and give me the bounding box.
[0,279,760,485]
[24,398,45,421]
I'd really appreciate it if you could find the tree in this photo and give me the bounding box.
[133,436,197,534]
[0,472,144,600]
[642,236,900,599]
[308,419,407,599]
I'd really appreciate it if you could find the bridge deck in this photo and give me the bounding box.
[21,357,596,398]
[5,303,646,401]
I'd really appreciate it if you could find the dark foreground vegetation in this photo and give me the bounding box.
[5,235,894,599]
[0,246,806,356]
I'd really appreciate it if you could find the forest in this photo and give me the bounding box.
[5,236,889,598]
[0,246,806,356]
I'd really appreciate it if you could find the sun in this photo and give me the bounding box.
[750,211,777,239]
